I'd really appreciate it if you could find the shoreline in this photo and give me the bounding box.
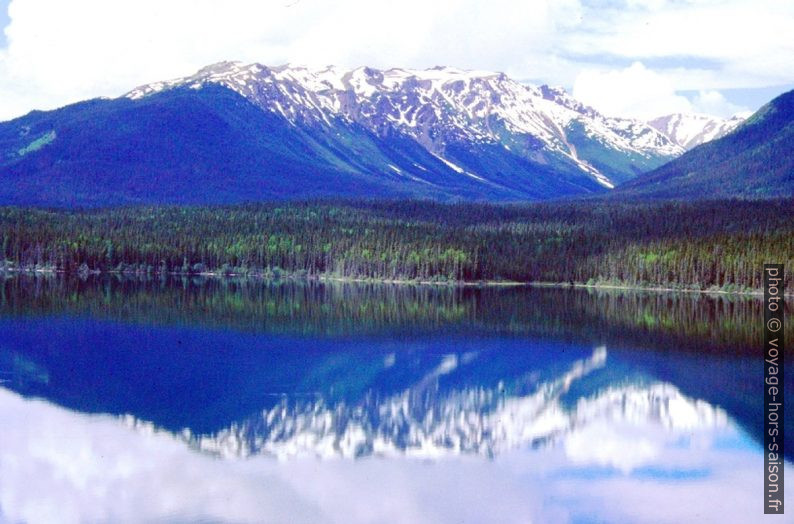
[526,281,790,297]
[2,267,792,298]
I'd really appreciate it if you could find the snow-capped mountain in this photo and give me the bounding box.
[0,61,688,206]
[126,61,682,189]
[649,113,746,150]
[623,88,794,198]
[121,347,727,461]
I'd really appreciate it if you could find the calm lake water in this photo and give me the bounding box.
[0,275,791,523]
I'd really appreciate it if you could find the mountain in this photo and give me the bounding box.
[649,112,746,150]
[0,62,683,207]
[619,89,794,199]
[120,347,727,462]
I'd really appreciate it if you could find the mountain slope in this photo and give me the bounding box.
[649,113,746,150]
[0,86,405,206]
[0,62,685,206]
[619,89,794,199]
[127,63,682,185]
[0,85,608,206]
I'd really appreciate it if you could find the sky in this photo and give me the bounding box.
[0,0,792,122]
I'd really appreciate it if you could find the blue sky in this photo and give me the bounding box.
[0,0,792,121]
[0,1,8,47]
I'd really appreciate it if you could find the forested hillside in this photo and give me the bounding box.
[619,88,794,198]
[1,199,791,292]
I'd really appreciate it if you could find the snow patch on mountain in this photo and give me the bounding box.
[649,113,746,150]
[120,347,727,461]
[126,61,685,189]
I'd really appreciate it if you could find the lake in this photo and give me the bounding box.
[0,275,791,523]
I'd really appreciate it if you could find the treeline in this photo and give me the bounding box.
[0,198,792,292]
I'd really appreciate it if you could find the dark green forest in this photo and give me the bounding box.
[0,199,792,292]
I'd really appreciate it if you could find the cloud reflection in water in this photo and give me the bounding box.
[1,347,781,524]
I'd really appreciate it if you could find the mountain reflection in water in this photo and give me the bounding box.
[0,275,791,523]
[122,347,724,463]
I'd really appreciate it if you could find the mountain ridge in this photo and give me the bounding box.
[618,88,794,199]
[1,61,762,206]
[125,61,684,187]
[648,112,746,150]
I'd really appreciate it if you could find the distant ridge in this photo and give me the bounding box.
[618,88,794,199]
[648,112,746,150]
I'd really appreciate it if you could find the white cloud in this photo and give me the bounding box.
[567,0,794,88]
[0,0,582,120]
[572,62,754,119]
[573,62,693,119]
[690,89,749,118]
[0,0,792,120]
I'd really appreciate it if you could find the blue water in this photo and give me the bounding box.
[0,277,790,523]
